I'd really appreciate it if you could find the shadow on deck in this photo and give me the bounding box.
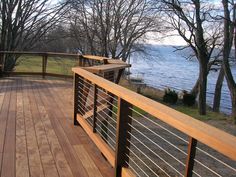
[0,76,113,177]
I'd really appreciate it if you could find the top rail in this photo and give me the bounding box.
[0,51,105,61]
[72,67,236,161]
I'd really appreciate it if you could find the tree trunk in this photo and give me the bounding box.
[213,67,224,112]
[191,78,199,97]
[198,62,208,115]
[222,0,236,123]
[232,90,236,124]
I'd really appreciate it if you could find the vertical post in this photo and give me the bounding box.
[78,55,82,67]
[0,53,4,76]
[44,54,48,76]
[185,137,197,177]
[74,73,80,126]
[42,55,45,78]
[115,98,133,177]
[93,84,98,133]
[115,69,125,84]
[103,58,108,64]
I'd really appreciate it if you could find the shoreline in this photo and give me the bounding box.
[119,77,236,136]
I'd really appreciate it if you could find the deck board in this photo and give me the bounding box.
[16,78,30,177]
[0,77,113,177]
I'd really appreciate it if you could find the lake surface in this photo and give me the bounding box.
[130,44,236,115]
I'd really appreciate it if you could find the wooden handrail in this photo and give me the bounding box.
[0,51,105,61]
[72,67,236,161]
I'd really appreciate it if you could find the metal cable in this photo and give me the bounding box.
[196,147,236,173]
[78,85,94,100]
[95,123,116,146]
[96,111,117,131]
[126,144,168,177]
[97,93,118,109]
[95,117,116,139]
[129,115,187,156]
[130,107,188,143]
[78,94,93,108]
[95,124,116,150]
[194,159,223,177]
[127,130,184,176]
[95,101,117,124]
[97,87,118,102]
[128,123,186,167]
[96,98,118,117]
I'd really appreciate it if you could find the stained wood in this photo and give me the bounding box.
[31,81,74,177]
[0,79,10,175]
[1,78,17,177]
[82,55,108,61]
[72,67,236,161]
[83,144,113,177]
[0,79,11,155]
[84,64,130,74]
[121,168,136,177]
[46,79,113,177]
[35,79,89,177]
[77,114,115,167]
[107,59,129,65]
[22,78,45,177]
[0,77,114,177]
[27,79,59,177]
[46,79,114,175]
[16,78,30,177]
[74,145,103,177]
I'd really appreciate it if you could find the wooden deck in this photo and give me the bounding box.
[0,76,113,177]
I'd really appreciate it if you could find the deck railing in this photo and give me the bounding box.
[72,67,236,177]
[0,51,108,78]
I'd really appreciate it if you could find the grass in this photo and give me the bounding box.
[15,56,78,75]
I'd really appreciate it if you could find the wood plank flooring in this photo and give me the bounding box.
[0,77,113,177]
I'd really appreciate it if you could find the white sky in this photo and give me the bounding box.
[145,32,187,46]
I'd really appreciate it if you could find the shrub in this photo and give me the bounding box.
[182,91,196,106]
[163,88,178,104]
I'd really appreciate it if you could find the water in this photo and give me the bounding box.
[130,44,236,115]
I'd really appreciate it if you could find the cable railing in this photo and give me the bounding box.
[73,67,236,177]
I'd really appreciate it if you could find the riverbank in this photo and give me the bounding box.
[119,77,236,136]
[130,44,235,115]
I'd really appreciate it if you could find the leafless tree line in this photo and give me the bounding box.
[0,0,69,70]
[67,0,160,62]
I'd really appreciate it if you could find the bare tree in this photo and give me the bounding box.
[159,0,222,115]
[213,65,225,112]
[222,0,236,123]
[68,0,159,62]
[0,0,68,71]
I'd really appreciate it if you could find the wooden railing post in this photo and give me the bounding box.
[45,54,48,75]
[93,84,98,133]
[42,54,47,78]
[78,55,83,67]
[115,98,133,177]
[185,137,197,177]
[0,53,4,76]
[73,73,80,125]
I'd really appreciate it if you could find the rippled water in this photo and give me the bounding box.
[130,45,236,115]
